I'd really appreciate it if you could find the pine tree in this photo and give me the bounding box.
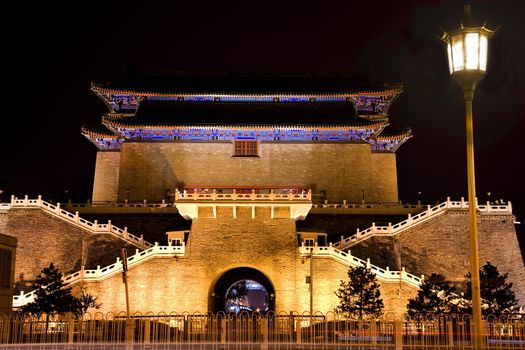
[72,290,102,318]
[462,262,518,317]
[335,265,384,319]
[18,263,76,317]
[406,273,459,317]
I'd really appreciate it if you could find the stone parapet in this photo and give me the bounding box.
[175,189,312,220]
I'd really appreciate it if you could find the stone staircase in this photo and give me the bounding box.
[7,195,154,249]
[13,242,185,308]
[300,244,423,288]
[333,197,512,251]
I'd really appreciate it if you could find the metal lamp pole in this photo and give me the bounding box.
[440,6,496,349]
[464,83,483,349]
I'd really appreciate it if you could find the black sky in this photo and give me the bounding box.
[1,0,524,255]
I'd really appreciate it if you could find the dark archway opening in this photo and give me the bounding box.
[210,267,275,314]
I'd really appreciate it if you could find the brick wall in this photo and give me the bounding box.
[81,240,417,315]
[370,153,398,203]
[7,204,522,315]
[80,208,418,315]
[310,256,417,316]
[392,211,525,303]
[92,151,121,203]
[4,209,132,293]
[112,142,399,203]
[0,233,17,315]
[82,213,301,313]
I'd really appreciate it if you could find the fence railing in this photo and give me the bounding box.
[8,195,153,249]
[334,197,513,250]
[0,312,523,349]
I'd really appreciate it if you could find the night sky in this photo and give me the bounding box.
[1,1,524,256]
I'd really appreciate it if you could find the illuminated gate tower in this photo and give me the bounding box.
[77,73,417,313]
[84,73,411,205]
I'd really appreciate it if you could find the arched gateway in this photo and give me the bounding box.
[209,267,275,314]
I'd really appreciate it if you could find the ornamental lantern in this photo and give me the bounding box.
[441,5,496,90]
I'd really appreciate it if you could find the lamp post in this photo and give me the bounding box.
[441,5,496,349]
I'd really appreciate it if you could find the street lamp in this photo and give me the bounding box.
[440,5,496,349]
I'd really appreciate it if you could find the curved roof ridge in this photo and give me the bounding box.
[105,120,387,131]
[91,82,403,97]
[81,126,119,139]
[375,129,413,140]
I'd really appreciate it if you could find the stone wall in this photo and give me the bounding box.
[83,213,302,313]
[0,233,17,315]
[2,209,132,294]
[112,142,399,203]
[81,237,417,315]
[310,256,418,316]
[92,151,120,203]
[6,204,523,315]
[370,153,398,203]
[80,207,418,315]
[391,211,525,303]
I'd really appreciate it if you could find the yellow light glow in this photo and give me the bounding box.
[465,32,479,69]
[479,34,488,71]
[452,35,464,72]
[447,43,453,75]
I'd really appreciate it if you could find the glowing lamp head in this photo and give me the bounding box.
[441,5,495,76]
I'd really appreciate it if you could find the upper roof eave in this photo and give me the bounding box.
[90,81,403,98]
[104,120,388,131]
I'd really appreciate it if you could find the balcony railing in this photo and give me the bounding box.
[175,188,312,201]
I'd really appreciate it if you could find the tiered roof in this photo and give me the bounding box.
[83,72,411,151]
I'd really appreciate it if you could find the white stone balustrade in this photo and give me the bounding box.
[9,195,153,249]
[175,189,312,202]
[334,197,513,251]
[13,242,185,308]
[300,244,423,288]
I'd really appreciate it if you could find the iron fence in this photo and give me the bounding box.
[0,312,523,349]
